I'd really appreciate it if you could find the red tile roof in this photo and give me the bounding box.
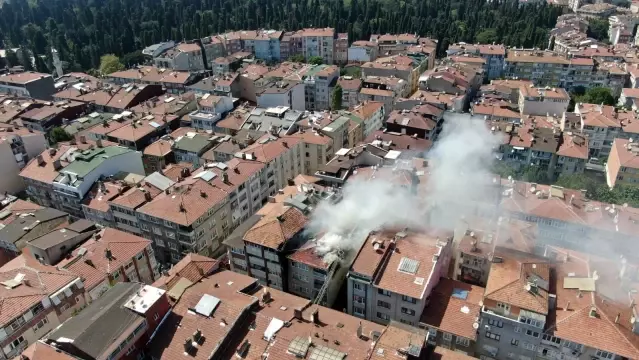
[243,206,308,249]
[60,228,151,291]
[152,253,219,290]
[420,278,484,340]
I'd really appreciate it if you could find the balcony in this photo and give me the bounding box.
[249,256,266,267]
[264,251,279,263]
[246,246,262,257]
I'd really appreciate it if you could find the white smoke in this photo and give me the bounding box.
[308,114,502,263]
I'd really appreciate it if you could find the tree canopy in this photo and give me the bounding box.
[587,18,610,43]
[331,84,343,110]
[0,0,563,71]
[309,56,324,65]
[49,127,72,144]
[573,87,617,106]
[556,174,639,208]
[99,54,124,75]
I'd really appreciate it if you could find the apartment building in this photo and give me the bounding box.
[571,103,621,158]
[363,76,409,99]
[348,40,379,63]
[619,88,639,110]
[153,42,207,71]
[142,41,176,57]
[504,50,579,89]
[171,130,217,167]
[53,82,165,114]
[0,255,86,359]
[606,138,639,188]
[576,3,617,19]
[301,65,339,111]
[152,252,219,292]
[538,246,639,360]
[20,144,145,218]
[362,54,430,93]
[24,219,97,265]
[256,80,306,111]
[148,269,397,360]
[242,135,304,191]
[419,65,482,110]
[299,28,336,64]
[107,66,200,94]
[395,90,465,113]
[0,206,68,256]
[288,130,333,176]
[141,139,174,173]
[497,125,589,181]
[241,205,308,291]
[104,113,180,151]
[475,250,552,360]
[253,30,283,62]
[419,278,484,356]
[337,76,362,109]
[0,71,56,100]
[137,170,232,263]
[498,179,639,259]
[298,110,350,150]
[595,62,628,97]
[19,100,87,133]
[365,130,434,156]
[351,101,386,138]
[59,228,160,300]
[347,229,454,326]
[385,104,444,141]
[46,283,170,360]
[447,43,507,79]
[518,86,570,116]
[0,126,47,195]
[335,32,349,64]
[472,102,522,123]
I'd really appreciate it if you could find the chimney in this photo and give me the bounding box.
[293,307,303,320]
[80,135,87,144]
[144,191,152,202]
[222,172,229,183]
[282,141,288,148]
[566,301,570,310]
[589,306,597,318]
[105,248,113,260]
[36,154,44,166]
[96,139,103,148]
[48,148,57,156]
[261,288,271,303]
[357,322,363,338]
[616,313,621,324]
[53,159,62,170]
[311,308,319,324]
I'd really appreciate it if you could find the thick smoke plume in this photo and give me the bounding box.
[308,114,502,263]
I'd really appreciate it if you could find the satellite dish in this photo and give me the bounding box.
[473,322,480,330]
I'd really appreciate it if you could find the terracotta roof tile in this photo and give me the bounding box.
[420,278,484,340]
[243,206,308,249]
[152,253,219,290]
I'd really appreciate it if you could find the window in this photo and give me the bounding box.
[488,319,503,328]
[125,346,136,356]
[154,313,160,321]
[291,261,310,271]
[231,247,245,255]
[542,334,561,345]
[401,307,415,316]
[519,316,541,328]
[136,253,144,261]
[112,271,120,280]
[442,333,452,341]
[168,242,178,250]
[10,317,26,331]
[376,312,390,320]
[32,318,48,332]
[9,336,25,350]
[156,239,165,247]
[525,329,539,338]
[514,326,522,333]
[353,307,365,316]
[31,303,45,316]
[378,289,391,296]
[595,350,614,359]
[293,274,309,282]
[140,223,149,231]
[522,342,535,351]
[511,339,519,346]
[60,303,70,312]
[153,226,162,235]
[353,282,364,291]
[496,302,511,312]
[485,332,500,341]
[377,300,391,309]
[402,295,417,304]
[456,337,470,347]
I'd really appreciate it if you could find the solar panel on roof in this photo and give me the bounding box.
[309,345,346,360]
[452,288,469,300]
[287,336,311,357]
[193,294,220,317]
[398,257,420,274]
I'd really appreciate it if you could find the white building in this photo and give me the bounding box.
[0,127,47,195]
[257,81,305,111]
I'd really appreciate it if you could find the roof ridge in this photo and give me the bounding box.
[595,298,639,356]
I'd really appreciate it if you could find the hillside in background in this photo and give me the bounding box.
[0,0,563,72]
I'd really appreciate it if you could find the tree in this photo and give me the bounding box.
[49,127,72,144]
[34,54,49,73]
[309,56,323,65]
[18,47,33,71]
[587,18,610,42]
[574,87,616,106]
[5,50,19,67]
[289,54,305,63]
[121,51,148,67]
[99,54,124,75]
[331,84,343,110]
